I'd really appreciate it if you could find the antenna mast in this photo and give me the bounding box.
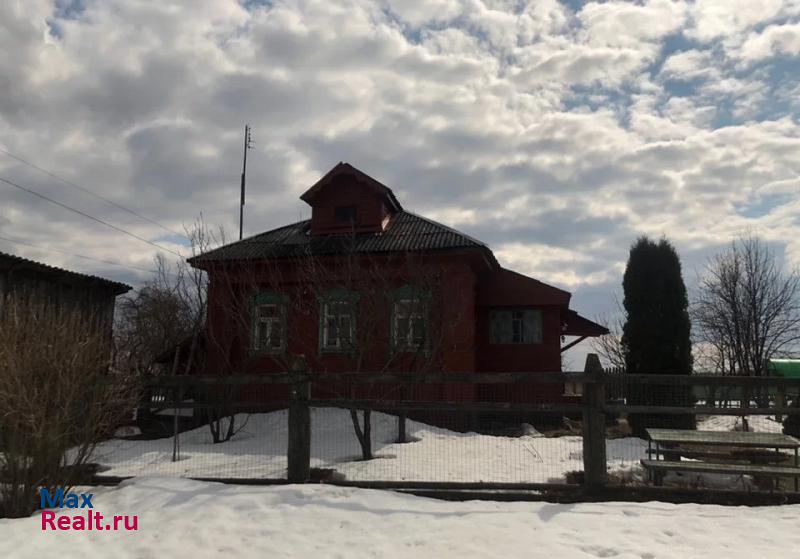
[239,124,253,240]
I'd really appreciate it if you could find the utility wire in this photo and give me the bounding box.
[0,176,183,257]
[0,146,187,239]
[0,234,156,274]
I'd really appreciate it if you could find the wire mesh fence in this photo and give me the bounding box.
[96,374,590,486]
[91,369,800,497]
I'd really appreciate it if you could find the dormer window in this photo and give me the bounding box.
[300,163,402,235]
[335,205,357,224]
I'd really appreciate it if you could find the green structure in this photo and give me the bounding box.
[770,359,800,379]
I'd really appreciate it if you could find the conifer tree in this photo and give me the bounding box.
[622,236,694,436]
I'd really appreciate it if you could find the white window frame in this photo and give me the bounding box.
[253,303,286,353]
[392,298,427,351]
[321,299,355,352]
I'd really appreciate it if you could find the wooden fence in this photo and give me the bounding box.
[139,356,800,494]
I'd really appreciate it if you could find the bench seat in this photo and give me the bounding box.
[640,459,800,477]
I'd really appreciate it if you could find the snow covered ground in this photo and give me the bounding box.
[698,414,786,434]
[92,409,648,483]
[2,477,799,558]
[89,409,791,489]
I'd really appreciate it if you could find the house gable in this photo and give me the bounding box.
[477,268,571,307]
[300,162,402,235]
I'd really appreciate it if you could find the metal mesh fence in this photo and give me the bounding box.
[95,377,588,485]
[92,371,800,495]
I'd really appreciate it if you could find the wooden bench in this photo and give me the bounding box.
[673,448,785,464]
[644,428,800,491]
[641,459,800,488]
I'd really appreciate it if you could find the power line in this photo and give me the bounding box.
[0,175,184,258]
[0,234,156,274]
[0,146,187,239]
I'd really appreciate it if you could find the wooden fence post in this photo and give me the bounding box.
[287,358,311,483]
[582,353,607,490]
[172,385,181,463]
[777,385,787,422]
[398,385,408,443]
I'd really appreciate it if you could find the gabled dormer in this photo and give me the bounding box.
[300,162,403,235]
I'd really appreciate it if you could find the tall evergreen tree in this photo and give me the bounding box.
[622,236,694,436]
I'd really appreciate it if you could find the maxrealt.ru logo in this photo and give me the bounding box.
[39,488,138,531]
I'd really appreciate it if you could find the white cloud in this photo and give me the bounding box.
[739,22,800,60]
[0,0,798,320]
[660,49,719,81]
[579,0,687,47]
[384,0,464,27]
[687,0,792,42]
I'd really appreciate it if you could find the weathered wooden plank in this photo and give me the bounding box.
[145,372,800,388]
[306,399,585,414]
[641,459,800,476]
[646,429,800,449]
[146,372,593,386]
[318,480,576,491]
[622,374,800,388]
[605,404,800,416]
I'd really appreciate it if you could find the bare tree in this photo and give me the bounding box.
[693,235,800,378]
[115,217,249,443]
[591,299,626,370]
[0,295,137,517]
[115,254,197,377]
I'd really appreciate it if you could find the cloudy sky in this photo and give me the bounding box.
[2,0,800,342]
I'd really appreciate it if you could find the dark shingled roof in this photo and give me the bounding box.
[0,251,132,295]
[190,210,497,265]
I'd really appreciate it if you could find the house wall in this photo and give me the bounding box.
[474,305,565,403]
[475,269,567,404]
[203,253,481,404]
[203,252,573,408]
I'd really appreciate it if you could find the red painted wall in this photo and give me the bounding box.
[202,251,572,407]
[203,253,482,404]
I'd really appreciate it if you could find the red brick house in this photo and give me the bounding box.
[190,163,606,405]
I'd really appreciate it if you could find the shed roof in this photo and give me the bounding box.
[562,310,609,337]
[0,251,131,295]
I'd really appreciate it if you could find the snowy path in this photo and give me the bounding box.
[2,478,799,558]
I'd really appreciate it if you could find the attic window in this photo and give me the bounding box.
[335,205,357,224]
